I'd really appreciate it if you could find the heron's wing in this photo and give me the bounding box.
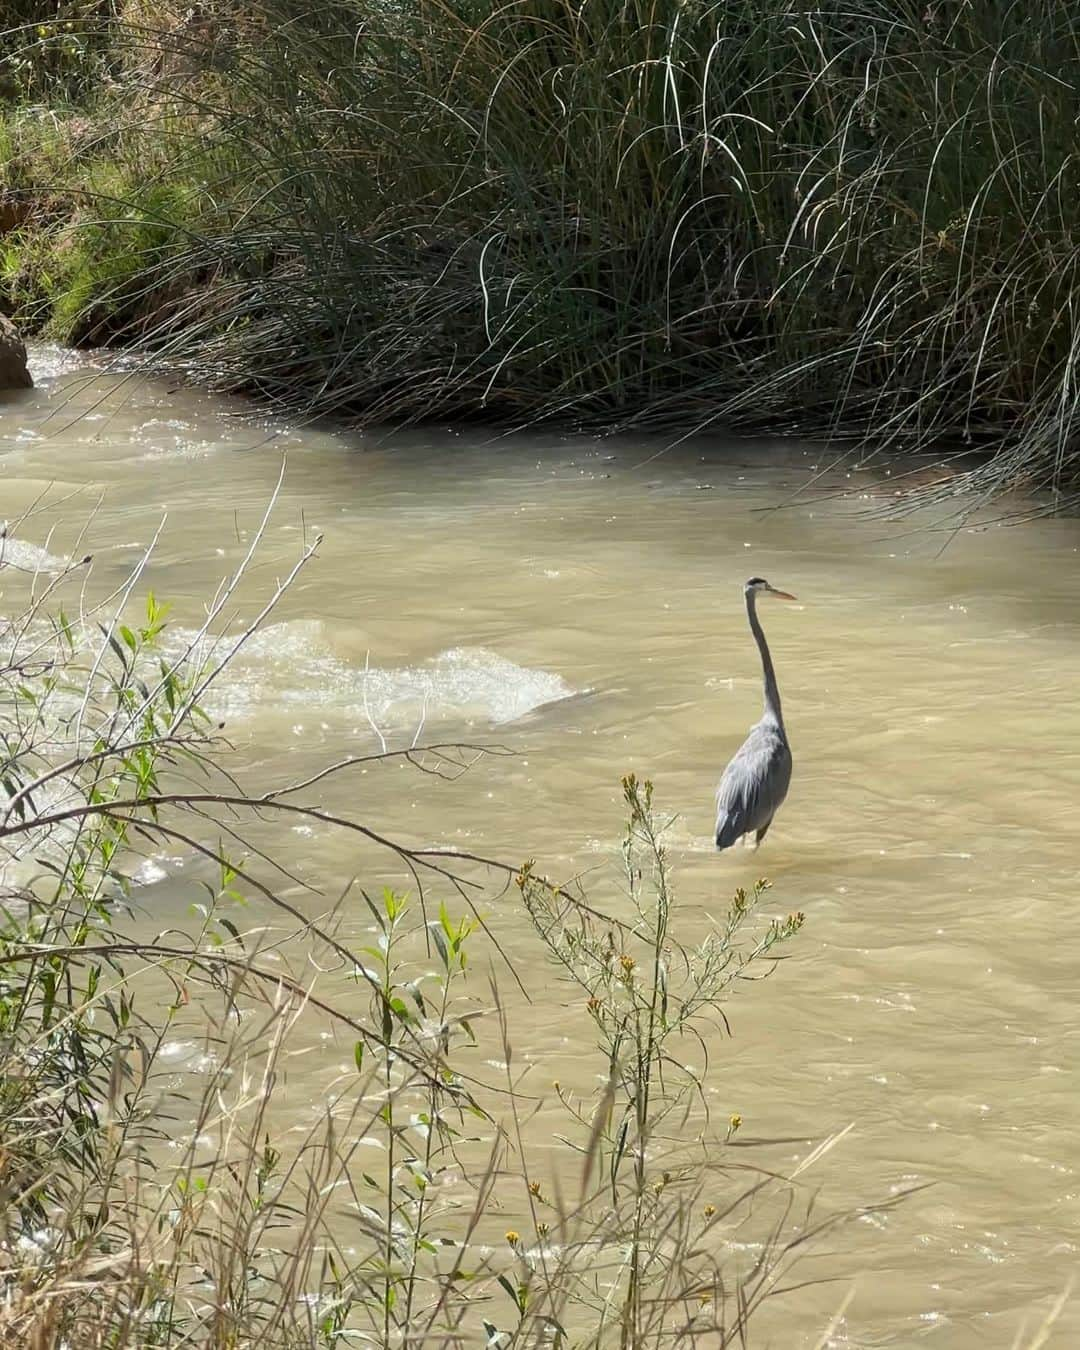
[715,726,792,848]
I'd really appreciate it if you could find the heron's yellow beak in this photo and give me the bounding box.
[767,587,798,601]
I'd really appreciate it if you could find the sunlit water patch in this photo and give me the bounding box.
[25,343,92,384]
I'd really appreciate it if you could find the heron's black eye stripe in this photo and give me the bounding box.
[746,576,766,586]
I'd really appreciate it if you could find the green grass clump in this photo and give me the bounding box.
[43,177,203,340]
[0,103,225,341]
[0,4,121,103]
[7,1,1080,503]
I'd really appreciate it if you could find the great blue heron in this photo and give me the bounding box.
[715,577,797,851]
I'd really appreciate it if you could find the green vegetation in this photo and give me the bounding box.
[4,2,1080,496]
[0,510,844,1347]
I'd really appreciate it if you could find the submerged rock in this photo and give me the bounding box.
[0,315,32,390]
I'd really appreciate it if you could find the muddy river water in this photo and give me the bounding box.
[2,348,1079,1346]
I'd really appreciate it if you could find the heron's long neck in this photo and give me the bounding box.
[746,591,784,729]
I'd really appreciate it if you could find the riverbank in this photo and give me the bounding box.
[3,1,1080,507]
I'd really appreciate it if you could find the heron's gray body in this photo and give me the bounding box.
[714,718,791,849]
[714,579,794,851]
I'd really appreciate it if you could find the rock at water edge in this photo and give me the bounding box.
[0,315,32,390]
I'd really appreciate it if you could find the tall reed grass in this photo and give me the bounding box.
[5,2,1080,504]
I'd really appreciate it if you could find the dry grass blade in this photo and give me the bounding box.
[1012,1280,1075,1350]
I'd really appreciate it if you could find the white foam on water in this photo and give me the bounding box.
[0,536,70,573]
[170,622,575,729]
[133,415,219,460]
[132,858,170,886]
[25,343,92,384]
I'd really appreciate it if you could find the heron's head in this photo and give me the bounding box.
[745,576,797,601]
